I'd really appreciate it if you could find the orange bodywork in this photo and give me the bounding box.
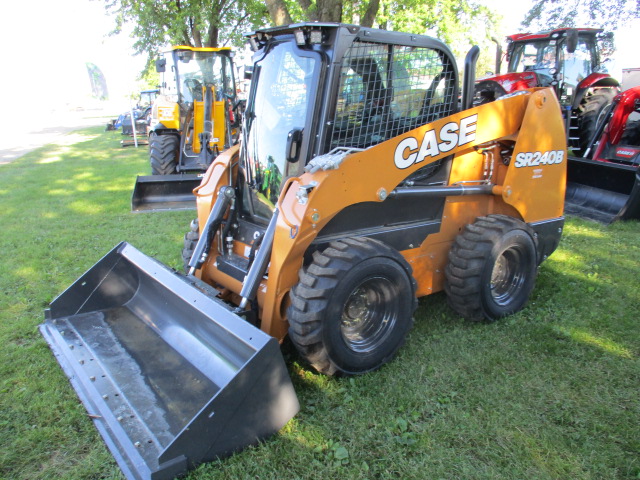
[194,87,566,340]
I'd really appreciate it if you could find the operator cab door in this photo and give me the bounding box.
[241,40,322,225]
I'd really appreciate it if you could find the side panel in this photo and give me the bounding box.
[194,89,566,339]
[258,89,565,339]
[152,96,180,131]
[502,89,567,221]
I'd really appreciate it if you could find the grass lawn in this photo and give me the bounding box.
[0,126,638,480]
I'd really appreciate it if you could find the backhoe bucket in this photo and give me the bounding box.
[131,175,202,212]
[565,156,640,223]
[39,242,299,480]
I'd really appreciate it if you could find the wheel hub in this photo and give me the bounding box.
[340,278,396,353]
[490,248,525,305]
[343,288,370,324]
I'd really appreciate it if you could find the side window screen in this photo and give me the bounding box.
[331,41,455,150]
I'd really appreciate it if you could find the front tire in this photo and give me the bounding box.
[575,89,617,155]
[287,237,417,376]
[149,132,179,175]
[444,215,538,322]
[182,218,199,273]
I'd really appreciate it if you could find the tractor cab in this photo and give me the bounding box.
[504,28,612,107]
[475,28,620,154]
[152,46,238,158]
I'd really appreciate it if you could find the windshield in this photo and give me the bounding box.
[508,36,596,90]
[508,40,557,84]
[242,41,319,222]
[173,50,235,104]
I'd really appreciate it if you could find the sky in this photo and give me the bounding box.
[0,0,145,116]
[0,0,637,118]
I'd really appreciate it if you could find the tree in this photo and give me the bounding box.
[107,0,498,79]
[265,0,499,66]
[522,0,640,33]
[105,0,268,58]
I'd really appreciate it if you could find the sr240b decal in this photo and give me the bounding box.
[514,150,564,168]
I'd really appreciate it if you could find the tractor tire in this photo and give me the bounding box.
[182,218,199,273]
[149,133,179,175]
[576,89,617,156]
[444,215,538,322]
[287,237,417,376]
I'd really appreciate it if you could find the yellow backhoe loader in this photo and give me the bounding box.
[131,46,241,212]
[41,23,567,480]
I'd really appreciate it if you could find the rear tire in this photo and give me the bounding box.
[149,133,179,175]
[287,237,417,376]
[182,218,199,273]
[444,215,538,322]
[576,90,617,155]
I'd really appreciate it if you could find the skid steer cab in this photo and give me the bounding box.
[131,46,242,212]
[41,23,567,480]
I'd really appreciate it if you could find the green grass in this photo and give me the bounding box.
[0,128,638,480]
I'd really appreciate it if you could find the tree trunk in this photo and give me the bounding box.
[316,0,342,22]
[361,0,379,27]
[206,22,219,47]
[297,0,315,20]
[265,0,293,25]
[192,19,203,47]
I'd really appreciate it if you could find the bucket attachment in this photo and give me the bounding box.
[565,155,640,223]
[40,242,299,480]
[131,175,202,212]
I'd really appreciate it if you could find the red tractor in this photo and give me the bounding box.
[565,85,640,223]
[475,28,619,155]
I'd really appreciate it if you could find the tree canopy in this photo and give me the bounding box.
[106,0,500,76]
[105,0,267,55]
[265,0,499,50]
[522,0,639,33]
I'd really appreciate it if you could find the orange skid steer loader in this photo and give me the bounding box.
[40,24,567,480]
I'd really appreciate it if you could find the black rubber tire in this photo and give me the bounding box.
[149,132,179,175]
[576,89,617,155]
[287,237,417,376]
[182,218,199,273]
[444,215,538,322]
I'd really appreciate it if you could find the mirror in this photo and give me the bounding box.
[155,58,166,73]
[566,29,578,54]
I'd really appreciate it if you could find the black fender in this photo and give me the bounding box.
[572,77,620,110]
